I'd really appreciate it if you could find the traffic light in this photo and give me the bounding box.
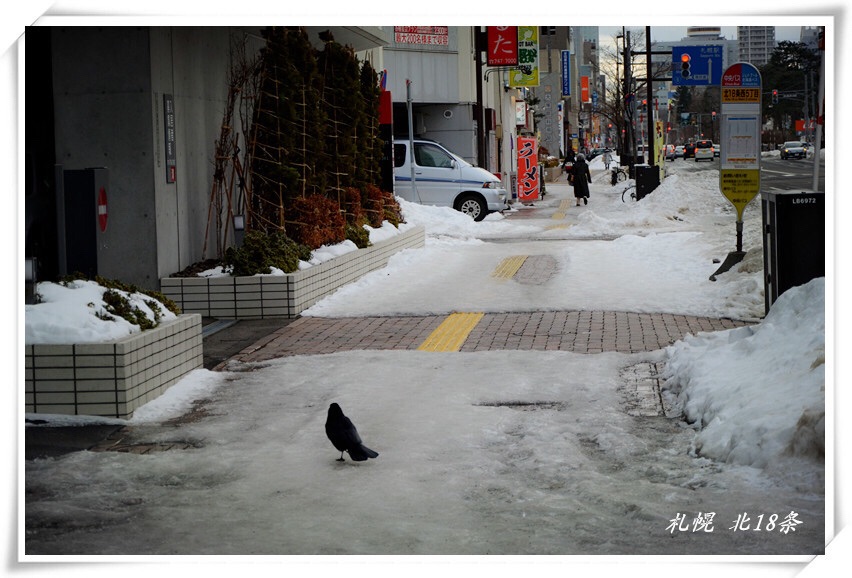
[772,89,779,104]
[711,111,716,121]
[680,53,691,79]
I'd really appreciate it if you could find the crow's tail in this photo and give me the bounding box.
[349,445,379,461]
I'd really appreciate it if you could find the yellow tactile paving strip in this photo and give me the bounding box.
[417,312,485,352]
[491,255,528,279]
[551,199,572,220]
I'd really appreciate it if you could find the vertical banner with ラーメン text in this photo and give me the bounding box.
[516,137,540,202]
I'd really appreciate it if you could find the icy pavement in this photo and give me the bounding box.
[22,160,827,573]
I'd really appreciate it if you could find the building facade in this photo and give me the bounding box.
[25,25,602,294]
[738,26,776,67]
[25,26,390,291]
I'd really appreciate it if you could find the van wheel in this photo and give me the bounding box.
[456,194,487,221]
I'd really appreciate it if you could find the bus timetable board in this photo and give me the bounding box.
[720,63,762,222]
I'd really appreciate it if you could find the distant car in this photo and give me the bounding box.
[694,139,714,161]
[665,144,676,160]
[780,141,807,160]
[683,142,695,159]
[712,143,721,157]
[674,145,685,159]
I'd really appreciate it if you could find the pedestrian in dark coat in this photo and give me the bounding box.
[571,153,592,205]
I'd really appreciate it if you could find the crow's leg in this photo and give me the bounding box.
[337,452,345,462]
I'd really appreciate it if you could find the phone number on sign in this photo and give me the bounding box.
[667,511,803,534]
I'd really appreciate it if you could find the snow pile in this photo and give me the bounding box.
[397,197,540,241]
[25,279,177,345]
[662,277,825,468]
[198,220,412,276]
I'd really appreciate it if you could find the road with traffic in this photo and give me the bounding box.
[761,155,826,192]
[666,153,825,193]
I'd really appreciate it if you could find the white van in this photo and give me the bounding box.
[393,139,508,221]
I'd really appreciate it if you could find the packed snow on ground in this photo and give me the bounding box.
[304,160,765,320]
[23,159,828,573]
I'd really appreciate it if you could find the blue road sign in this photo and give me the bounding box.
[672,45,723,86]
[561,50,571,96]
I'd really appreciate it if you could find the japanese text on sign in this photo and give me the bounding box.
[516,137,540,202]
[487,26,518,66]
[394,26,449,45]
[163,94,176,183]
[510,26,539,87]
[722,88,760,103]
[721,170,759,190]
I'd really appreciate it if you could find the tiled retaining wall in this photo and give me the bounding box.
[25,314,203,419]
[160,225,426,319]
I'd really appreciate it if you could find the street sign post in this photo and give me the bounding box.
[711,62,762,281]
[671,45,723,86]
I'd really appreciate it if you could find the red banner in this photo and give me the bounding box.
[516,137,540,202]
[487,26,518,66]
[580,76,590,103]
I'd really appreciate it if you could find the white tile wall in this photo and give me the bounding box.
[25,314,203,419]
[160,225,425,319]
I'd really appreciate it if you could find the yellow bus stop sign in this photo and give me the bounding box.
[720,169,759,221]
[720,62,762,223]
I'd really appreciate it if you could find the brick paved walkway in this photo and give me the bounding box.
[232,311,751,363]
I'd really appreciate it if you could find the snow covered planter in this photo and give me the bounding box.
[160,224,425,319]
[25,279,203,419]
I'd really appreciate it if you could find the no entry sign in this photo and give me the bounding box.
[97,186,108,232]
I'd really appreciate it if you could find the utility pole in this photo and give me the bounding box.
[622,29,632,162]
[474,27,486,166]
[646,26,654,169]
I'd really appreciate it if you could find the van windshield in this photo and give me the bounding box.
[415,143,456,168]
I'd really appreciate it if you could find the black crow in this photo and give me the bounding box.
[325,403,379,462]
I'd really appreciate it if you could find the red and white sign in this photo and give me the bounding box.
[487,26,518,66]
[580,76,590,103]
[516,137,540,203]
[97,186,108,232]
[394,26,448,46]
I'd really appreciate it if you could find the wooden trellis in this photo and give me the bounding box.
[208,27,386,249]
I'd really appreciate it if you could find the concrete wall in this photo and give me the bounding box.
[51,26,264,291]
[52,27,158,288]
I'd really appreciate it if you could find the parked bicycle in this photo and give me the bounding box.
[621,184,637,202]
[610,166,629,186]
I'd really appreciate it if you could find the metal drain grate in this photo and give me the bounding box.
[618,362,672,417]
[475,400,568,411]
[89,427,204,454]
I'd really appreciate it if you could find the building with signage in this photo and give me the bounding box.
[26,25,608,292]
[380,27,488,166]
